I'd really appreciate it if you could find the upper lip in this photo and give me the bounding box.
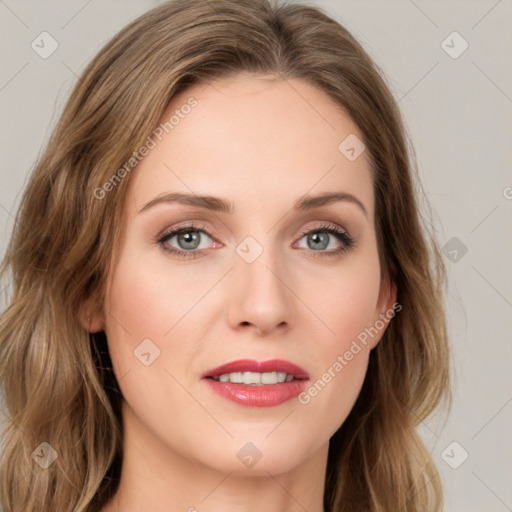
[201,359,309,379]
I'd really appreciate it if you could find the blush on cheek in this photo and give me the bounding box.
[107,258,175,338]
[336,270,381,336]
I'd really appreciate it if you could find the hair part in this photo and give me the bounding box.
[0,1,451,510]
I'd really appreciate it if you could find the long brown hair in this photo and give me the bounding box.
[0,0,451,510]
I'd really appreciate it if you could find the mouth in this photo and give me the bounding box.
[201,358,309,383]
[207,371,303,385]
[201,359,309,407]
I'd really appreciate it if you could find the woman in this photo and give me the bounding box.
[0,0,451,510]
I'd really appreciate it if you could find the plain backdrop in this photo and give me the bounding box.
[0,1,511,511]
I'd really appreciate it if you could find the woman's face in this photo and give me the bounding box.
[92,74,396,477]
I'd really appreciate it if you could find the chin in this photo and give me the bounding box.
[208,452,307,477]
[188,433,320,477]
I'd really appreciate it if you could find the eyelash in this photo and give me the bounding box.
[155,221,355,260]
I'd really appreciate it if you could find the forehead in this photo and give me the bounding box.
[124,74,374,220]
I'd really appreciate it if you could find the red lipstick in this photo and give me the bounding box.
[201,359,309,407]
[201,359,309,379]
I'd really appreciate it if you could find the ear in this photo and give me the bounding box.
[368,271,398,350]
[77,296,106,333]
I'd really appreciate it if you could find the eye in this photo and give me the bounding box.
[295,223,355,258]
[155,221,355,260]
[156,222,216,259]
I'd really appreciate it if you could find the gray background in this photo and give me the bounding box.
[1,0,511,510]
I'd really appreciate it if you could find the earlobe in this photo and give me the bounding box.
[369,275,398,350]
[78,299,105,333]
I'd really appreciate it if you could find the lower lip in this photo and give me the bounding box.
[203,378,308,407]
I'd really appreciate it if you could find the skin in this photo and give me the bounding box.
[82,73,397,512]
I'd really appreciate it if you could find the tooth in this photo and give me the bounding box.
[230,372,244,383]
[260,371,278,384]
[212,371,294,384]
[243,371,261,385]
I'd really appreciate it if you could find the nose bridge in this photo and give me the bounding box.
[228,232,296,333]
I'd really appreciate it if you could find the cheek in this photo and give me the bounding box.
[304,252,382,350]
[106,250,209,341]
[102,255,207,439]
[102,255,175,385]
[103,249,217,397]
[295,253,381,429]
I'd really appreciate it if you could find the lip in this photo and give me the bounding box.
[201,359,309,408]
[203,379,308,407]
[201,359,309,379]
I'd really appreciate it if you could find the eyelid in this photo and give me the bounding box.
[156,220,347,243]
[156,220,215,240]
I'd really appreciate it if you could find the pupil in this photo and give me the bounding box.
[179,230,199,249]
[309,232,328,250]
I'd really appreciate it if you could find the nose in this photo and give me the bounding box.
[226,249,297,337]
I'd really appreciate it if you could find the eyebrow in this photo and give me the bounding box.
[138,191,368,218]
